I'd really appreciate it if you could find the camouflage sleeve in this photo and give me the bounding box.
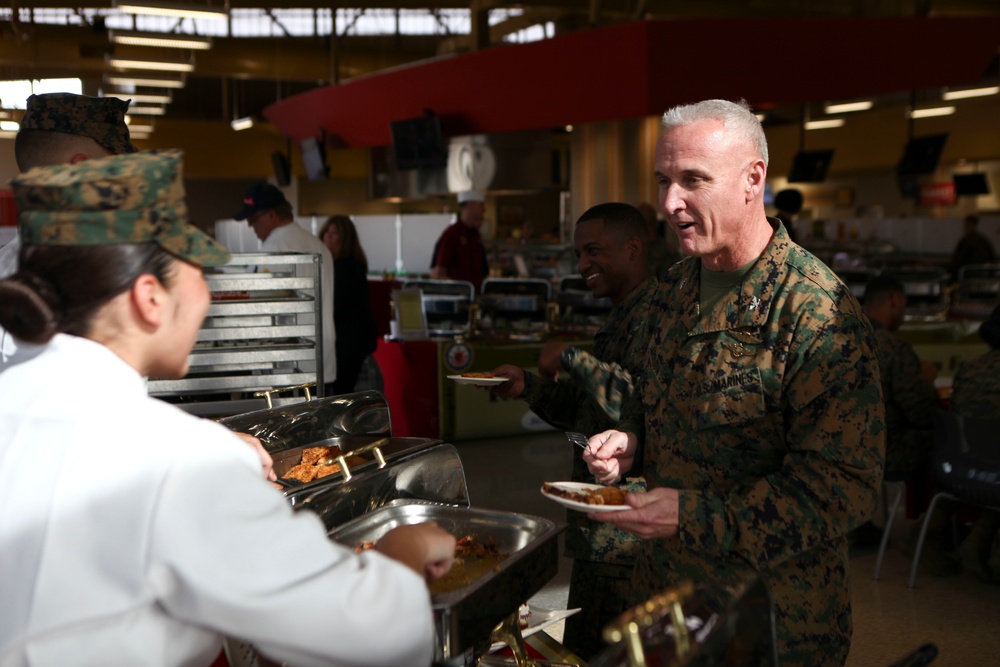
[520,371,585,432]
[886,340,937,429]
[677,311,885,569]
[564,350,634,422]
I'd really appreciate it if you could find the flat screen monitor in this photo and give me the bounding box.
[390,112,447,171]
[953,173,990,196]
[897,133,948,176]
[300,136,328,181]
[788,149,834,183]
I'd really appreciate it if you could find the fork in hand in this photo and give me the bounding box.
[565,431,591,453]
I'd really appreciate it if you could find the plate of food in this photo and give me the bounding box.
[540,481,631,512]
[447,372,510,386]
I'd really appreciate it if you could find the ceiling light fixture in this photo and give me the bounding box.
[942,86,1000,101]
[105,73,186,88]
[823,100,873,114]
[910,106,956,119]
[126,105,167,115]
[107,92,173,104]
[0,120,19,132]
[804,118,845,130]
[107,56,194,73]
[113,0,228,21]
[125,120,155,133]
[230,116,254,131]
[108,29,212,50]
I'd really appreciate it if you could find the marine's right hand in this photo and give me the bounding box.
[583,430,637,485]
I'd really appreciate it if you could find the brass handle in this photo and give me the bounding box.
[252,381,317,408]
[487,611,534,667]
[319,436,390,482]
[602,581,695,667]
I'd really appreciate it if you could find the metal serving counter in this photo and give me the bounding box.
[219,391,568,667]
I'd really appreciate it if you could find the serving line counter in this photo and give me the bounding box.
[217,390,575,667]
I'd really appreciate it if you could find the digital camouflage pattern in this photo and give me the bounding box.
[12,150,230,268]
[617,220,884,667]
[951,349,1000,419]
[520,277,656,657]
[872,322,938,475]
[20,93,138,155]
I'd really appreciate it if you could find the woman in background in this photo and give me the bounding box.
[321,215,379,395]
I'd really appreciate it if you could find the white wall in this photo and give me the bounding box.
[215,213,454,277]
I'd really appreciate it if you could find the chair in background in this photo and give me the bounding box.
[908,410,1000,588]
[873,472,916,581]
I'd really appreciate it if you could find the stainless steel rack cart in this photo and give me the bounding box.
[148,252,325,417]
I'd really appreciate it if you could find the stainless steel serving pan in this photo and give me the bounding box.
[328,501,564,666]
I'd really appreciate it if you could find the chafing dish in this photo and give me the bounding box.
[219,389,391,451]
[402,279,476,337]
[479,278,553,340]
[222,391,565,667]
[329,502,563,666]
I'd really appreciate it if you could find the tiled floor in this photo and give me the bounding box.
[457,431,1000,666]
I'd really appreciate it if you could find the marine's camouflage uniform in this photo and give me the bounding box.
[12,150,230,268]
[616,220,884,667]
[951,349,1000,419]
[520,277,657,658]
[872,322,938,475]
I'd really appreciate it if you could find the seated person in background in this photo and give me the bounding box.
[949,214,995,281]
[865,275,955,567]
[952,304,1000,581]
[0,151,455,666]
[863,274,938,477]
[489,202,657,659]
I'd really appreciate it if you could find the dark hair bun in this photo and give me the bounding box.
[0,272,61,344]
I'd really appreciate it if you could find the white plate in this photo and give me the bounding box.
[488,607,582,653]
[540,481,631,513]
[447,375,510,386]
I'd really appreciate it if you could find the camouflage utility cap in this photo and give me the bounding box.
[12,149,231,268]
[20,93,138,155]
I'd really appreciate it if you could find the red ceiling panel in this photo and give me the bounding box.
[264,17,1000,148]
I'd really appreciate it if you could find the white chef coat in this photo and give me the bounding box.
[0,334,433,667]
[262,223,338,385]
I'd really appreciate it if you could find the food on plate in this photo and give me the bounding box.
[281,446,366,484]
[460,371,495,378]
[354,533,509,595]
[542,482,627,506]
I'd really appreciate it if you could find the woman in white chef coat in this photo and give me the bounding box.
[0,150,455,667]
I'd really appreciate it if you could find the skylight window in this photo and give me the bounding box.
[0,78,83,109]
